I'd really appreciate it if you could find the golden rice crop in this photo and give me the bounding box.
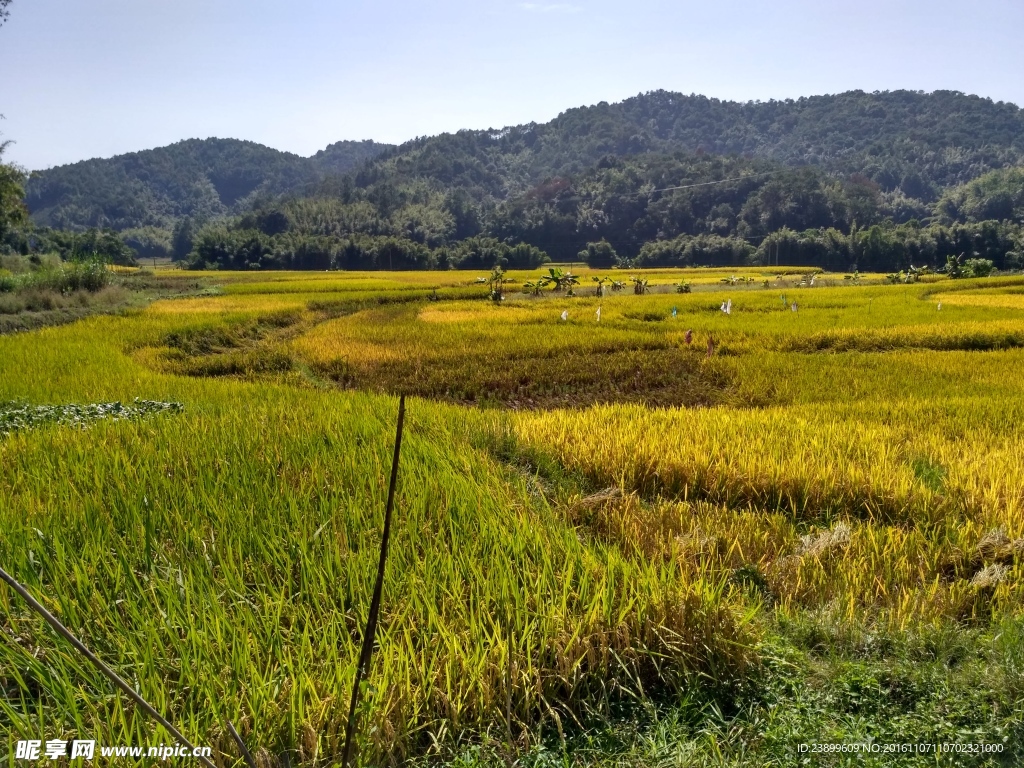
[148,294,315,315]
[932,290,1024,311]
[0,308,750,764]
[2,269,1024,764]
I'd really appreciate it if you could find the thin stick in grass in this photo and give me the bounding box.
[0,564,219,768]
[227,720,258,768]
[341,394,406,768]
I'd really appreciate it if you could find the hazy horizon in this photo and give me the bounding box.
[1,0,1022,171]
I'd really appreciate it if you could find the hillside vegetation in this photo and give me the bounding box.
[24,138,391,231]
[11,90,1024,273]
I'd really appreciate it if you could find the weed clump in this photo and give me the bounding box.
[0,399,183,436]
[0,260,111,294]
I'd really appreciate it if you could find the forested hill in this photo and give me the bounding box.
[25,137,391,230]
[15,90,1024,272]
[28,90,1024,233]
[355,89,1024,200]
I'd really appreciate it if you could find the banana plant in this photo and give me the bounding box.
[565,273,580,297]
[522,278,549,296]
[945,254,965,277]
[546,267,579,295]
[488,267,511,302]
[903,265,928,283]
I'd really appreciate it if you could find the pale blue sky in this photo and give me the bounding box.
[1,0,1022,170]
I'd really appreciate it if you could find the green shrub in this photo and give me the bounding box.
[0,260,112,294]
[964,258,995,278]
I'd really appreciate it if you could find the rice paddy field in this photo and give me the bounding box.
[2,265,1024,766]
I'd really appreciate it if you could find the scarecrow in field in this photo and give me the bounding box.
[706,336,715,358]
[595,306,602,322]
[560,310,568,321]
[685,329,693,345]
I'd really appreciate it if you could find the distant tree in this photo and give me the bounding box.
[505,242,549,269]
[844,175,883,228]
[254,208,290,236]
[121,226,172,259]
[963,258,995,278]
[579,239,618,267]
[0,141,28,240]
[171,217,197,260]
[16,227,139,266]
[444,189,481,239]
[637,233,754,268]
[934,168,1024,225]
[73,228,137,266]
[0,0,12,26]
[450,236,508,269]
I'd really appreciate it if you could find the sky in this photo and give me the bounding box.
[0,0,1022,171]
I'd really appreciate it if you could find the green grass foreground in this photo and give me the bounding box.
[1,267,1023,766]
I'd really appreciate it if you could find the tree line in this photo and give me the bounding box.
[170,158,1024,272]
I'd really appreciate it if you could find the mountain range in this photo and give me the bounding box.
[18,89,1024,271]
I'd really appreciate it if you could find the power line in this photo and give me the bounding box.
[649,170,780,193]
[521,169,785,206]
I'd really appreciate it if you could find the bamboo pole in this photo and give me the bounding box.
[341,394,407,768]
